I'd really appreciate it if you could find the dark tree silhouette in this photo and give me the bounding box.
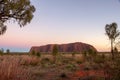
[0,0,35,35]
[52,44,58,63]
[114,47,119,54]
[105,22,120,59]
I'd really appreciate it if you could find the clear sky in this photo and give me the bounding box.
[0,0,120,52]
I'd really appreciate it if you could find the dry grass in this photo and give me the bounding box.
[0,52,118,80]
[20,55,40,66]
[0,55,35,80]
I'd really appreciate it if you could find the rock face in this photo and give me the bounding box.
[30,42,97,53]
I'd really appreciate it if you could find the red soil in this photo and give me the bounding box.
[40,64,109,80]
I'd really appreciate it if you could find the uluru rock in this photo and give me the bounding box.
[29,42,97,53]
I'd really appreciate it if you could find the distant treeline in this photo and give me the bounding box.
[3,52,29,55]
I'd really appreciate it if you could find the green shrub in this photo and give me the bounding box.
[36,52,41,57]
[94,55,105,63]
[66,64,76,71]
[31,50,35,56]
[62,57,73,64]
[72,52,76,58]
[83,62,92,70]
[83,51,87,57]
[0,51,3,55]
[52,45,58,56]
[41,58,50,64]
[88,49,97,56]
[52,45,58,63]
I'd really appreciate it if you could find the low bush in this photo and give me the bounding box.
[0,49,4,55]
[66,63,76,71]
[93,55,105,64]
[31,50,35,56]
[83,62,92,70]
[72,52,76,58]
[75,59,83,64]
[41,57,51,64]
[36,52,41,57]
[20,56,39,66]
[59,73,67,78]
[61,57,74,64]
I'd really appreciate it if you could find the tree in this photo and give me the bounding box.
[6,49,10,54]
[105,22,120,59]
[88,48,97,56]
[31,50,35,56]
[52,44,58,63]
[0,0,35,35]
[114,47,119,54]
[72,52,76,58]
[0,48,4,55]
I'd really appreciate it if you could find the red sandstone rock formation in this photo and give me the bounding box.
[30,42,97,53]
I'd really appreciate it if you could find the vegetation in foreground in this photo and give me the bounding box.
[0,51,119,80]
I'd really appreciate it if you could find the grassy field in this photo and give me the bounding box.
[0,52,119,80]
